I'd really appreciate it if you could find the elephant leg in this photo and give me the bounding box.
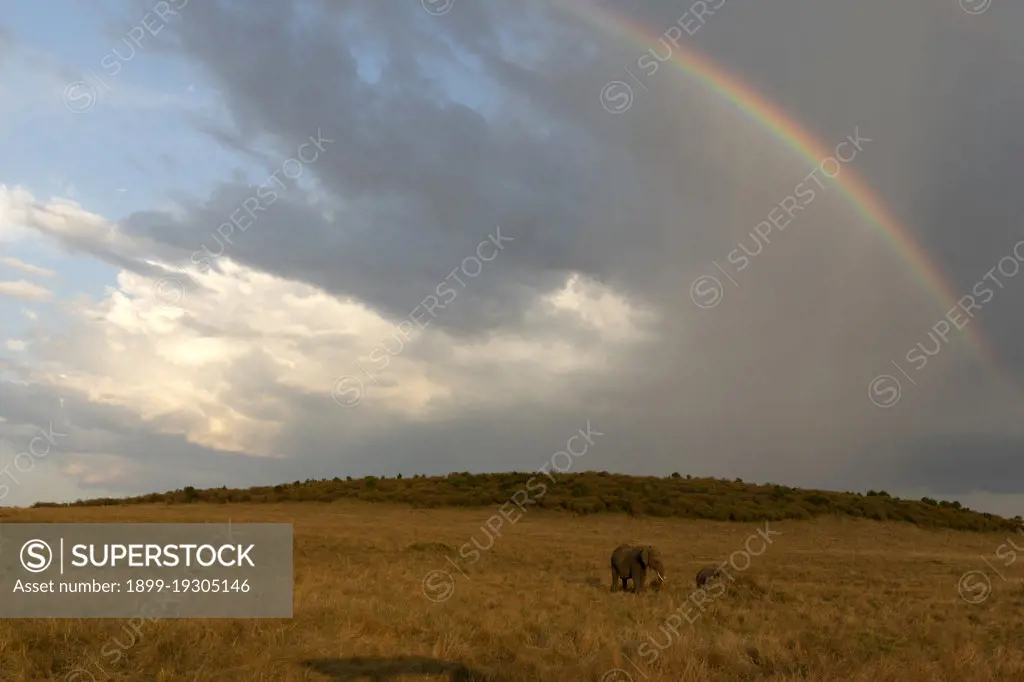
[610,570,620,592]
[621,577,629,591]
[635,571,646,594]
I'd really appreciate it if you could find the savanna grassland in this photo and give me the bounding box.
[2,487,1024,681]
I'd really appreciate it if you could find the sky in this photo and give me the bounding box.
[1,0,1023,516]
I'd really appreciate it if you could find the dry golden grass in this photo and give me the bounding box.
[1,502,1023,681]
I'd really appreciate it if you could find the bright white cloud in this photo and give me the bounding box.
[0,185,35,242]
[12,192,131,251]
[3,185,653,464]
[40,253,654,456]
[0,185,169,278]
[0,279,53,301]
[0,255,56,277]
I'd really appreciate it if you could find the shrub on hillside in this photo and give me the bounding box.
[28,472,1018,533]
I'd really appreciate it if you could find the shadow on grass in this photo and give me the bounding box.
[302,657,507,681]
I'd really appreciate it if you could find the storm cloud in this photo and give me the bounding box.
[1,0,1023,515]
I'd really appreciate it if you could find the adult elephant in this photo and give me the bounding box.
[610,545,666,593]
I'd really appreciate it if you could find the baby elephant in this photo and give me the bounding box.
[695,565,724,588]
[610,545,666,594]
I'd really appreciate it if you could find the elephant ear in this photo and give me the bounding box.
[639,547,650,567]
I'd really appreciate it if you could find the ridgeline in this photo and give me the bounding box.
[31,471,1020,532]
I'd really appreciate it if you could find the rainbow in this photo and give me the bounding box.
[560,1,996,365]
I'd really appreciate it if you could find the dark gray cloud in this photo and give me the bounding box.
[4,0,1024,512]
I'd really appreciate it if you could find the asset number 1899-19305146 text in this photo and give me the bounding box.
[126,578,250,593]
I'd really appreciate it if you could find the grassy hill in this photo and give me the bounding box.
[31,471,1021,532]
